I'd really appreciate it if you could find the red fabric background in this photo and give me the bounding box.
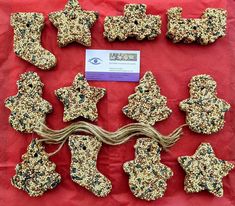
[0,0,235,205]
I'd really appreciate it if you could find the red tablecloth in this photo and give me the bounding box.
[0,0,235,205]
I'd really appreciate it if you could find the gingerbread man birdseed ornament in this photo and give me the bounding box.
[5,71,52,133]
[179,74,230,134]
[123,138,173,201]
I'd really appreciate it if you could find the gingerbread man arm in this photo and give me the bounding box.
[5,96,18,109]
[219,99,231,112]
[39,99,53,113]
[123,160,135,174]
[179,98,192,112]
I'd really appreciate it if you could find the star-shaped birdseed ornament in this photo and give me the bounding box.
[55,73,106,122]
[49,0,98,47]
[178,143,234,197]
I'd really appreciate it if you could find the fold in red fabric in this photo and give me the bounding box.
[0,0,235,206]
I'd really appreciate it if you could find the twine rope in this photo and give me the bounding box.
[35,122,187,156]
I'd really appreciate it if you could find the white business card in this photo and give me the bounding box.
[85,49,140,82]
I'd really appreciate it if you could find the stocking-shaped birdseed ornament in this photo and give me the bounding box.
[68,135,112,197]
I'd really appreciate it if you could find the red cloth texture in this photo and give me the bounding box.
[0,0,235,205]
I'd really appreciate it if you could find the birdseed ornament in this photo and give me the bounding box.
[69,135,112,197]
[123,138,173,201]
[123,71,172,125]
[179,74,230,134]
[11,139,61,196]
[104,4,161,41]
[10,12,56,70]
[49,0,98,47]
[55,73,106,122]
[178,143,234,197]
[5,71,52,133]
[167,7,227,45]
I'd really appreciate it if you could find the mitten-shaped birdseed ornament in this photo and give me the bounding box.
[11,139,61,196]
[10,13,56,70]
[179,74,230,134]
[123,71,172,125]
[69,135,112,197]
[5,71,52,133]
[123,138,173,201]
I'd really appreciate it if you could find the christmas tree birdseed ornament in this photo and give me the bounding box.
[5,71,52,133]
[123,71,172,125]
[69,135,112,197]
[167,7,227,45]
[11,139,61,196]
[10,13,56,70]
[178,143,234,197]
[123,138,173,201]
[55,73,106,122]
[104,4,161,41]
[179,74,230,134]
[49,0,98,47]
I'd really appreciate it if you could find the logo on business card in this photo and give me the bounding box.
[88,57,102,65]
[109,53,137,61]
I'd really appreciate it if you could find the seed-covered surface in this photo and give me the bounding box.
[104,4,161,41]
[55,73,105,122]
[167,7,227,45]
[10,12,56,70]
[123,138,173,201]
[123,71,172,126]
[69,135,112,197]
[49,0,98,47]
[5,71,52,133]
[178,143,234,197]
[179,74,230,134]
[11,139,61,197]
